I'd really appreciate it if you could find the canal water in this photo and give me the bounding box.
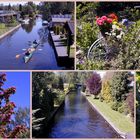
[46,88,121,138]
[0,17,63,70]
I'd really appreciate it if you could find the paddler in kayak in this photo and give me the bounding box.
[25,47,35,56]
[33,39,38,45]
[25,40,38,56]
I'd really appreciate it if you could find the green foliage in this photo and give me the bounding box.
[0,23,6,29]
[39,2,74,20]
[118,105,125,113]
[111,102,122,111]
[101,80,112,103]
[77,21,99,54]
[110,72,130,102]
[77,59,105,70]
[110,21,140,69]
[76,2,140,70]
[82,85,86,92]
[58,77,64,90]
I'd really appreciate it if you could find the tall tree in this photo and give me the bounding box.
[86,72,101,97]
[110,72,131,102]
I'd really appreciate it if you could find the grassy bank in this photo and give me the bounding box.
[0,23,19,36]
[87,96,134,133]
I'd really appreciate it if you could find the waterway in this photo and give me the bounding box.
[45,88,121,138]
[0,17,63,70]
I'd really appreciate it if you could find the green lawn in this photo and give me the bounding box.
[0,23,19,36]
[87,96,134,133]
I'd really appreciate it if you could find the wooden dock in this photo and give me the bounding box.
[50,31,68,59]
[49,31,74,69]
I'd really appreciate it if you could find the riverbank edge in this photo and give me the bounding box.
[81,91,127,139]
[46,89,75,125]
[0,24,21,40]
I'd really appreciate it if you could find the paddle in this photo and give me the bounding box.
[16,39,43,59]
[15,53,25,59]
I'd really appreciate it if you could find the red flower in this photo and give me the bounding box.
[106,18,113,23]
[108,13,118,21]
[0,73,6,81]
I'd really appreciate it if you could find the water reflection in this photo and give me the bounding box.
[0,17,62,70]
[21,19,36,33]
[46,89,121,138]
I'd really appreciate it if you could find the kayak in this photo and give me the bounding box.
[24,42,40,63]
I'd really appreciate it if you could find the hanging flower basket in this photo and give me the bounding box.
[96,14,119,38]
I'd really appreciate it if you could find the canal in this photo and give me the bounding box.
[0,17,63,70]
[45,88,121,138]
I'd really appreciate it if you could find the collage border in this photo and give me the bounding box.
[0,0,139,139]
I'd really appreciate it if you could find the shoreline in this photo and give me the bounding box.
[81,91,132,139]
[0,24,21,40]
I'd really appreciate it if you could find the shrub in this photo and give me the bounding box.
[118,105,125,113]
[82,85,86,92]
[111,102,122,111]
[0,23,6,29]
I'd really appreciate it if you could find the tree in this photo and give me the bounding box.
[101,80,112,103]
[110,72,130,102]
[0,73,27,138]
[8,107,30,138]
[8,4,11,11]
[19,4,22,11]
[58,76,64,90]
[86,72,101,97]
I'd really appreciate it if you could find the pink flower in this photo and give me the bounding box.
[96,18,104,25]
[101,16,107,21]
[106,18,113,23]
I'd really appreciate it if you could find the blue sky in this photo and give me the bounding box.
[1,72,30,108]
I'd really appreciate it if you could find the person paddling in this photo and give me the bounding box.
[33,40,37,44]
[25,47,35,56]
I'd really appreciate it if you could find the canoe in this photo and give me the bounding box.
[24,42,40,63]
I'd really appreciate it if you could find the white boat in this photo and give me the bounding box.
[22,19,30,24]
[42,20,49,26]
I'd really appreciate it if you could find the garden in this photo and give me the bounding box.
[76,2,140,70]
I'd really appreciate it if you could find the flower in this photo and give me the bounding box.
[106,18,113,24]
[96,18,104,25]
[0,81,4,87]
[108,13,118,22]
[0,73,6,81]
[101,16,107,21]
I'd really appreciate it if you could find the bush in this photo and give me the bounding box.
[0,23,6,29]
[118,105,125,113]
[68,84,76,90]
[82,85,86,92]
[99,94,104,102]
[111,102,122,111]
